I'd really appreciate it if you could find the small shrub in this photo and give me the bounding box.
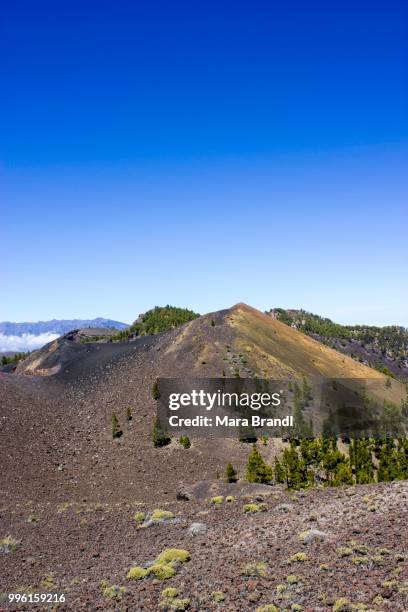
[162,587,178,598]
[336,547,353,557]
[134,511,145,525]
[101,583,126,600]
[381,579,397,589]
[156,548,190,565]
[111,412,123,439]
[256,606,279,612]
[225,495,235,502]
[161,598,191,611]
[351,556,369,565]
[27,514,39,523]
[126,407,132,422]
[210,496,224,504]
[243,561,267,577]
[288,552,308,563]
[151,509,174,522]
[243,503,266,514]
[212,591,225,602]
[333,598,350,612]
[179,435,191,449]
[348,541,369,555]
[149,564,176,580]
[370,555,384,566]
[287,574,301,585]
[126,566,148,580]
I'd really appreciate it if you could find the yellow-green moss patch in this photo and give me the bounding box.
[134,511,146,524]
[243,503,266,514]
[151,509,174,521]
[149,564,176,580]
[287,574,301,585]
[100,581,126,600]
[333,598,350,612]
[127,566,148,580]
[156,548,190,565]
[288,552,308,563]
[212,591,226,602]
[162,587,178,599]
[210,496,224,504]
[243,561,267,577]
[336,547,353,557]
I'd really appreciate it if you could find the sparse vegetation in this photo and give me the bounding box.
[126,548,190,582]
[269,308,408,380]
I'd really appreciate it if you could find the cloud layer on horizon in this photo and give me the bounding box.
[0,332,59,352]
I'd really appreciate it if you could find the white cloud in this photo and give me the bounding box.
[0,332,59,352]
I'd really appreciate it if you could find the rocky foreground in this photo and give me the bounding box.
[1,480,407,611]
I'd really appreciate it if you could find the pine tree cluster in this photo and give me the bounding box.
[246,437,408,490]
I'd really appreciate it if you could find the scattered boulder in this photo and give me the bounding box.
[299,529,328,544]
[188,522,207,537]
[176,490,192,501]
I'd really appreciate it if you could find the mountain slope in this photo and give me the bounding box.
[268,308,408,381]
[1,303,407,609]
[14,303,406,405]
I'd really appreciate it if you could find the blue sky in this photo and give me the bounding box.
[1,1,407,325]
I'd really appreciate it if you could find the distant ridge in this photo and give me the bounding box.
[0,318,128,337]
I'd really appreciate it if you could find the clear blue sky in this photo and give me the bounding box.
[1,1,407,326]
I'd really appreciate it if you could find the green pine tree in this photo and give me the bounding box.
[152,380,160,400]
[179,435,191,449]
[152,418,171,447]
[111,412,123,439]
[246,445,273,483]
[226,463,238,483]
